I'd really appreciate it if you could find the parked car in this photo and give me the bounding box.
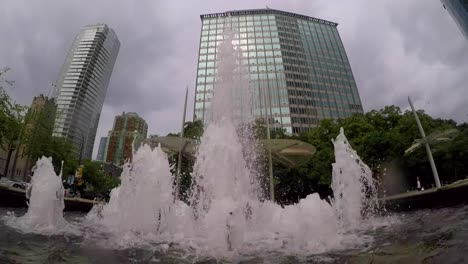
[0,178,16,187]
[9,182,29,191]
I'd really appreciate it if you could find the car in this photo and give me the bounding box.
[10,182,28,190]
[5,181,29,191]
[0,179,30,190]
[0,178,16,187]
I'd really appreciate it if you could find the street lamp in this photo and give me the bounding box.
[407,97,441,188]
[175,87,189,201]
[78,133,85,165]
[260,85,274,202]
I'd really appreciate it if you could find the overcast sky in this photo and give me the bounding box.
[1,0,467,159]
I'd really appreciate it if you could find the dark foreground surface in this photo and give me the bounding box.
[0,205,467,264]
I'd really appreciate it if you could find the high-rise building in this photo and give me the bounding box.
[194,9,363,134]
[105,112,148,166]
[96,137,108,161]
[53,24,120,160]
[442,0,468,39]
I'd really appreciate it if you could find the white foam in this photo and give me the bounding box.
[5,157,75,235]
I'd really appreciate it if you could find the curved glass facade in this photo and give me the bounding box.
[442,0,468,39]
[194,9,363,135]
[53,24,120,159]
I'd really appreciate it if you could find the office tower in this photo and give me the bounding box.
[194,9,363,134]
[53,24,120,159]
[442,0,468,39]
[96,137,108,161]
[105,112,148,166]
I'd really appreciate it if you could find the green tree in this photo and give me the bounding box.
[0,68,27,177]
[183,120,204,139]
[167,120,204,201]
[47,137,79,177]
[82,159,120,195]
[15,98,59,176]
[300,118,340,189]
[292,106,464,199]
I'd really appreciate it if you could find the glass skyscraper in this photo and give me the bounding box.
[194,9,363,134]
[96,137,108,161]
[442,0,468,39]
[53,24,120,159]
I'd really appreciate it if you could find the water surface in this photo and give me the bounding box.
[1,205,467,263]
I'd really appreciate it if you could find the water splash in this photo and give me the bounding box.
[331,128,378,230]
[209,28,253,126]
[82,24,379,258]
[91,144,175,235]
[5,157,71,234]
[14,24,381,259]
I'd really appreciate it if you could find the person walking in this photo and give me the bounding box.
[416,176,422,191]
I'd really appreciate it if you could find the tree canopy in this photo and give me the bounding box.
[0,68,28,177]
[82,159,120,195]
[1,68,77,178]
[295,106,466,199]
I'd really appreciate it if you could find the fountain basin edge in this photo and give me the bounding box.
[381,179,468,211]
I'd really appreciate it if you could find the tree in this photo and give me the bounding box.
[0,68,27,178]
[82,159,120,195]
[12,97,58,178]
[293,106,466,199]
[300,118,340,190]
[46,137,79,177]
[167,120,204,201]
[183,119,204,139]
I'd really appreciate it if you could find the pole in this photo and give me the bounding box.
[175,87,188,200]
[408,97,441,188]
[79,134,84,165]
[262,85,274,201]
[266,113,274,201]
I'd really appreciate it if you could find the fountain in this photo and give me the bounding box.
[6,23,379,261]
[331,128,378,230]
[84,24,378,259]
[5,157,70,234]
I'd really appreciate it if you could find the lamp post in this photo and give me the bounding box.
[78,133,85,165]
[261,85,274,201]
[408,97,441,188]
[175,87,188,201]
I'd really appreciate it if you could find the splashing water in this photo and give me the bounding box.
[5,157,71,234]
[331,128,378,230]
[185,25,261,256]
[85,24,377,258]
[90,144,175,235]
[15,24,381,260]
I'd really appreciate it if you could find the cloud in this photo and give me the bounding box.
[0,0,467,158]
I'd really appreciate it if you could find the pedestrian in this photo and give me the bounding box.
[416,176,422,191]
